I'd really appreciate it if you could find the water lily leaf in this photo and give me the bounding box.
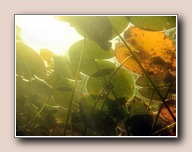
[91,68,114,77]
[16,42,46,79]
[53,55,76,79]
[68,39,115,76]
[87,68,135,100]
[130,16,176,31]
[115,26,176,75]
[56,16,112,50]
[91,59,116,77]
[108,16,129,37]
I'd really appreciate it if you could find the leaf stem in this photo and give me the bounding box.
[64,38,85,136]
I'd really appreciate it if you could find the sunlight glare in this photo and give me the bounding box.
[16,15,83,55]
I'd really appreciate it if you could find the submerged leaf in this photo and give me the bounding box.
[92,68,114,77]
[87,68,135,100]
[92,59,116,77]
[108,16,129,37]
[115,26,176,75]
[130,16,176,31]
[53,55,76,79]
[68,39,114,76]
[56,16,113,50]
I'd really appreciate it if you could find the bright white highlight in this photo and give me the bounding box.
[15,15,83,55]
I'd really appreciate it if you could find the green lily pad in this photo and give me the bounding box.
[108,16,129,37]
[68,39,115,76]
[53,55,76,79]
[56,16,113,50]
[130,16,176,31]
[87,68,135,100]
[92,59,116,77]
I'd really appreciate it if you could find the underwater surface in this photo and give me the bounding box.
[15,16,177,137]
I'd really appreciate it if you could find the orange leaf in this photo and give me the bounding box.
[115,26,176,75]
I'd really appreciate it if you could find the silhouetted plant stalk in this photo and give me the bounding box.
[64,38,85,136]
[113,26,176,122]
[150,78,176,135]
